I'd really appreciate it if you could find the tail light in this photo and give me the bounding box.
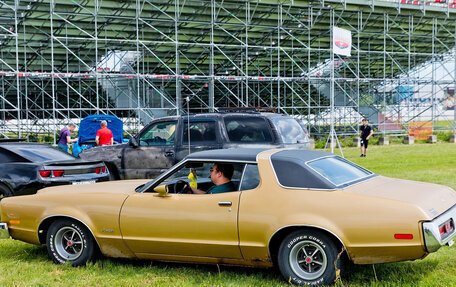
[439,219,454,239]
[52,170,64,177]
[39,170,65,178]
[95,166,107,174]
[39,170,51,177]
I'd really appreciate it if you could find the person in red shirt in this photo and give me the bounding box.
[95,120,114,146]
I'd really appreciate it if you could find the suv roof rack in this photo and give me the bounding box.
[217,107,276,113]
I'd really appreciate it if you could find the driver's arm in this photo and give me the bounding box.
[189,186,205,194]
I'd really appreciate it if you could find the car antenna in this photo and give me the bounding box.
[186,96,190,155]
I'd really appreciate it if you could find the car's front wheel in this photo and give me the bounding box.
[278,230,340,286]
[46,219,95,266]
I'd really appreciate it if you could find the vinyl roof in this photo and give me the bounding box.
[185,148,333,163]
[185,148,269,162]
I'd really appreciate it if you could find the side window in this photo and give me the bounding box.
[270,118,309,144]
[183,121,217,144]
[240,164,260,190]
[224,117,273,143]
[139,121,176,146]
[153,161,245,194]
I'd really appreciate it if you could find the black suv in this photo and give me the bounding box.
[79,112,310,179]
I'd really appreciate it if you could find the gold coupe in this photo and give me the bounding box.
[1,148,456,286]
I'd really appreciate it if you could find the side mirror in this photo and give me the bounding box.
[129,137,139,148]
[153,184,170,197]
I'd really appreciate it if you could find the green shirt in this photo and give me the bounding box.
[206,181,236,194]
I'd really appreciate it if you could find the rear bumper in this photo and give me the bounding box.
[40,174,110,185]
[0,223,9,239]
[423,204,456,252]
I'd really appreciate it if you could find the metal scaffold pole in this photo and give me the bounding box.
[325,8,343,157]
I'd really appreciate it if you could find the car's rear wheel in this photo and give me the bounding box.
[0,183,12,201]
[277,230,340,286]
[46,219,95,266]
[105,163,119,180]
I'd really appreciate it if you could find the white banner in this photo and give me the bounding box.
[333,26,352,57]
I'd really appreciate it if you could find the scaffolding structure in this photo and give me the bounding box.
[1,0,456,141]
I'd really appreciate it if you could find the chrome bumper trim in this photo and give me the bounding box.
[0,223,9,239]
[423,204,456,253]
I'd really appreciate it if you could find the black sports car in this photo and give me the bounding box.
[0,142,109,199]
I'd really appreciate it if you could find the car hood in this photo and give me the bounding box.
[347,176,456,219]
[37,179,149,195]
[78,143,126,160]
[82,143,127,152]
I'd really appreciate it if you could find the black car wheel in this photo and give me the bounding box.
[0,183,12,201]
[278,230,340,286]
[46,219,95,266]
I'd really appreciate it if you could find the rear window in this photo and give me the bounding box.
[270,118,308,144]
[271,150,374,189]
[224,116,273,143]
[3,145,76,162]
[0,147,27,163]
[307,157,372,186]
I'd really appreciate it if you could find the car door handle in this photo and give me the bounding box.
[165,151,174,157]
[218,201,232,206]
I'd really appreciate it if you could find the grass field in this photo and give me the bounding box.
[1,143,456,286]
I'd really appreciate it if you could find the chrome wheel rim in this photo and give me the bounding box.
[54,226,84,261]
[289,240,327,280]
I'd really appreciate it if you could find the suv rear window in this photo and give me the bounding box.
[270,118,308,144]
[224,116,273,143]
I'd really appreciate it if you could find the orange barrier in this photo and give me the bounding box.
[408,122,433,140]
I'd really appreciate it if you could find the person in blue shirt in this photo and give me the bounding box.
[189,163,236,194]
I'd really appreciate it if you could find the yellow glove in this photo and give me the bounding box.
[188,170,197,189]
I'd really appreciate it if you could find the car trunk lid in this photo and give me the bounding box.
[43,159,104,166]
[346,176,456,218]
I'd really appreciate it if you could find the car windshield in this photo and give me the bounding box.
[307,157,372,186]
[4,145,76,162]
[270,118,308,144]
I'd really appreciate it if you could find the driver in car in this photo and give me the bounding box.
[188,163,236,194]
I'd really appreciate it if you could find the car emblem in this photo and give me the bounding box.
[429,208,439,217]
[335,40,349,49]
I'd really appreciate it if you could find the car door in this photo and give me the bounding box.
[122,120,177,179]
[119,191,242,259]
[175,118,222,161]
